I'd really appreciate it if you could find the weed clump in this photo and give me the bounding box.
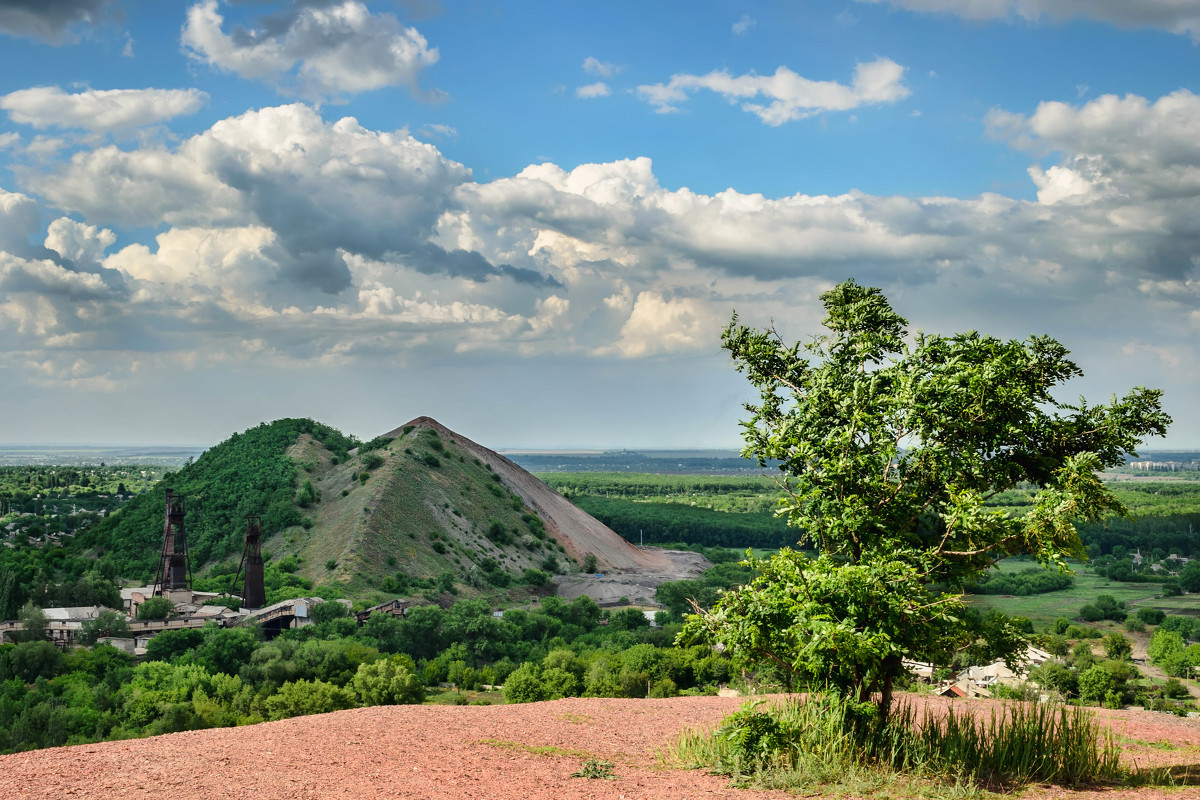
[571,759,616,780]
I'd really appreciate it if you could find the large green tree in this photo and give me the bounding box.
[685,280,1169,718]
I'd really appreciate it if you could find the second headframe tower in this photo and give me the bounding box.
[231,516,267,610]
[152,488,191,599]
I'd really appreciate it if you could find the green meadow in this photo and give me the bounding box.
[965,561,1198,627]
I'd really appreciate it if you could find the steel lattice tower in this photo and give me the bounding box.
[152,488,191,596]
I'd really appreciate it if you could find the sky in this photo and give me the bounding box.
[0,0,1197,451]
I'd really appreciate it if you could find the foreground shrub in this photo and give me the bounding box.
[1137,607,1166,626]
[353,655,424,706]
[502,663,546,703]
[914,700,1121,787]
[263,679,355,721]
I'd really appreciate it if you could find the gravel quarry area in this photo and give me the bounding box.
[553,549,711,606]
[4,695,1200,800]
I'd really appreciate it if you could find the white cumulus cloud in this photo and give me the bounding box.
[0,86,207,132]
[576,82,610,99]
[597,292,721,358]
[0,187,42,254]
[45,217,116,266]
[181,0,441,102]
[582,56,619,78]
[987,90,1200,200]
[4,87,1200,399]
[857,0,1200,39]
[732,14,757,35]
[637,58,910,124]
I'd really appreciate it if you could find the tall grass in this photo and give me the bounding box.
[668,694,1123,794]
[912,701,1121,787]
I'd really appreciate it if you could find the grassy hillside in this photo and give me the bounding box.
[75,418,357,582]
[259,425,574,602]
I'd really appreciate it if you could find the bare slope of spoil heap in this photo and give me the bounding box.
[386,417,709,605]
[389,417,673,572]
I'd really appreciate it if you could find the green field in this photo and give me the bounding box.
[967,562,1200,627]
[1136,593,1200,616]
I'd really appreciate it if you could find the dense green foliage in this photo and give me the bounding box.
[654,561,756,621]
[1147,625,1200,678]
[572,495,794,549]
[0,561,121,621]
[0,586,736,753]
[991,481,1200,559]
[190,555,340,607]
[688,280,1169,718]
[136,597,174,621]
[0,465,166,511]
[1079,594,1127,623]
[1158,614,1200,640]
[1050,483,1199,559]
[0,465,168,619]
[75,419,358,579]
[966,567,1074,596]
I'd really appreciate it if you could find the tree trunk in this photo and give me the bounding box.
[878,673,893,723]
[877,654,902,723]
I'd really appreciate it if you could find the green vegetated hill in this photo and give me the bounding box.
[76,417,575,603]
[76,418,358,581]
[260,423,572,601]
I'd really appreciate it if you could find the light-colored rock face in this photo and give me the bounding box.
[388,417,691,575]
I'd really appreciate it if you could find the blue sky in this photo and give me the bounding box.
[0,0,1197,450]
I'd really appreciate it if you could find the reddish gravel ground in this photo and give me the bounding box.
[3,695,1200,800]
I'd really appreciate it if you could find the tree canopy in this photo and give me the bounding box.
[684,279,1170,717]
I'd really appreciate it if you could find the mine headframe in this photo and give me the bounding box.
[230,515,267,610]
[152,488,192,598]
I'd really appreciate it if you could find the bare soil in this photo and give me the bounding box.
[5,695,1200,800]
